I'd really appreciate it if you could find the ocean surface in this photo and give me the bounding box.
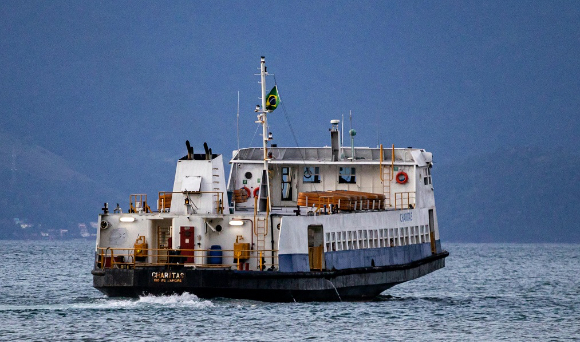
[0,240,578,341]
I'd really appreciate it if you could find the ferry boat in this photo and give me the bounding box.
[91,57,448,302]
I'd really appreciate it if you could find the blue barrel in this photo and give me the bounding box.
[207,245,222,264]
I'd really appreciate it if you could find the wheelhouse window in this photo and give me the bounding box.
[424,166,432,185]
[303,167,320,183]
[339,167,356,184]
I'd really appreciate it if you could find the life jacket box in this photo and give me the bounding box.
[234,242,250,261]
[134,236,148,261]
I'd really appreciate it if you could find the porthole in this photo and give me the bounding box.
[245,172,252,179]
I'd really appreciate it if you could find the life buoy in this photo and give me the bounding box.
[396,171,408,184]
[241,186,251,198]
[253,187,260,198]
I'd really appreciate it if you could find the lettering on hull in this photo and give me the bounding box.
[151,272,185,283]
[400,212,413,222]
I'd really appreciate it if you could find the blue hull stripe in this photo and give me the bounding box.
[279,240,442,272]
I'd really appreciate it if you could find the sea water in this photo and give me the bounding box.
[0,240,578,341]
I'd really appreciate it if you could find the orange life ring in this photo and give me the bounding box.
[396,171,408,184]
[241,186,251,198]
[253,187,260,198]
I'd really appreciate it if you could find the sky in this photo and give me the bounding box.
[1,1,579,202]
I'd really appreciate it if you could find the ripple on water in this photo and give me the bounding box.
[0,241,579,341]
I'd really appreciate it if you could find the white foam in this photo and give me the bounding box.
[137,292,214,308]
[67,293,213,310]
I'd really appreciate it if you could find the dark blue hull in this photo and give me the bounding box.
[93,251,448,302]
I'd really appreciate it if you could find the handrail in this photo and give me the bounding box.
[95,247,278,271]
[129,194,152,213]
[156,191,225,214]
[391,144,395,181]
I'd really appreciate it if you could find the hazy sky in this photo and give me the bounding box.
[1,1,579,199]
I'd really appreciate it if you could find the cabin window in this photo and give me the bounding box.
[339,167,356,184]
[422,225,429,242]
[348,230,354,249]
[303,167,321,183]
[331,232,337,251]
[281,167,292,201]
[383,228,389,247]
[360,230,368,248]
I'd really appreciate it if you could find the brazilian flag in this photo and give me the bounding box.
[266,85,279,111]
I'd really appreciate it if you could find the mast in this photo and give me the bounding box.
[237,91,240,151]
[256,56,271,212]
[260,57,268,164]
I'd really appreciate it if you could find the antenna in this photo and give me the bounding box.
[341,113,344,152]
[349,110,356,161]
[236,91,240,151]
[349,110,352,131]
[376,111,379,147]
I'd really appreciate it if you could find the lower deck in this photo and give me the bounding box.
[93,251,448,302]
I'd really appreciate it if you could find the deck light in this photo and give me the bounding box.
[229,220,244,226]
[119,216,135,223]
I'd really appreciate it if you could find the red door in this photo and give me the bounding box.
[180,226,195,262]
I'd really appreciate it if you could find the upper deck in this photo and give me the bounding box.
[227,144,435,212]
[231,146,431,165]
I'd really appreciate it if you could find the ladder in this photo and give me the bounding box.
[383,167,392,208]
[380,144,394,208]
[212,167,223,214]
[255,217,267,252]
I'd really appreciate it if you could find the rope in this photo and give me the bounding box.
[249,123,262,147]
[273,75,319,192]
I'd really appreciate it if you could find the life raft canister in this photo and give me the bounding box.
[253,187,260,198]
[396,171,408,184]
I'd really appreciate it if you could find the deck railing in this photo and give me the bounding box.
[130,191,226,214]
[95,247,278,271]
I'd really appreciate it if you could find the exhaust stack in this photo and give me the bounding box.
[330,120,340,161]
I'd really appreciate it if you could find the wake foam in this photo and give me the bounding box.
[71,293,213,310]
[138,292,214,308]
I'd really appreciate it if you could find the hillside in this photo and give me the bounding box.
[1,131,578,242]
[435,146,580,242]
[0,131,125,239]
